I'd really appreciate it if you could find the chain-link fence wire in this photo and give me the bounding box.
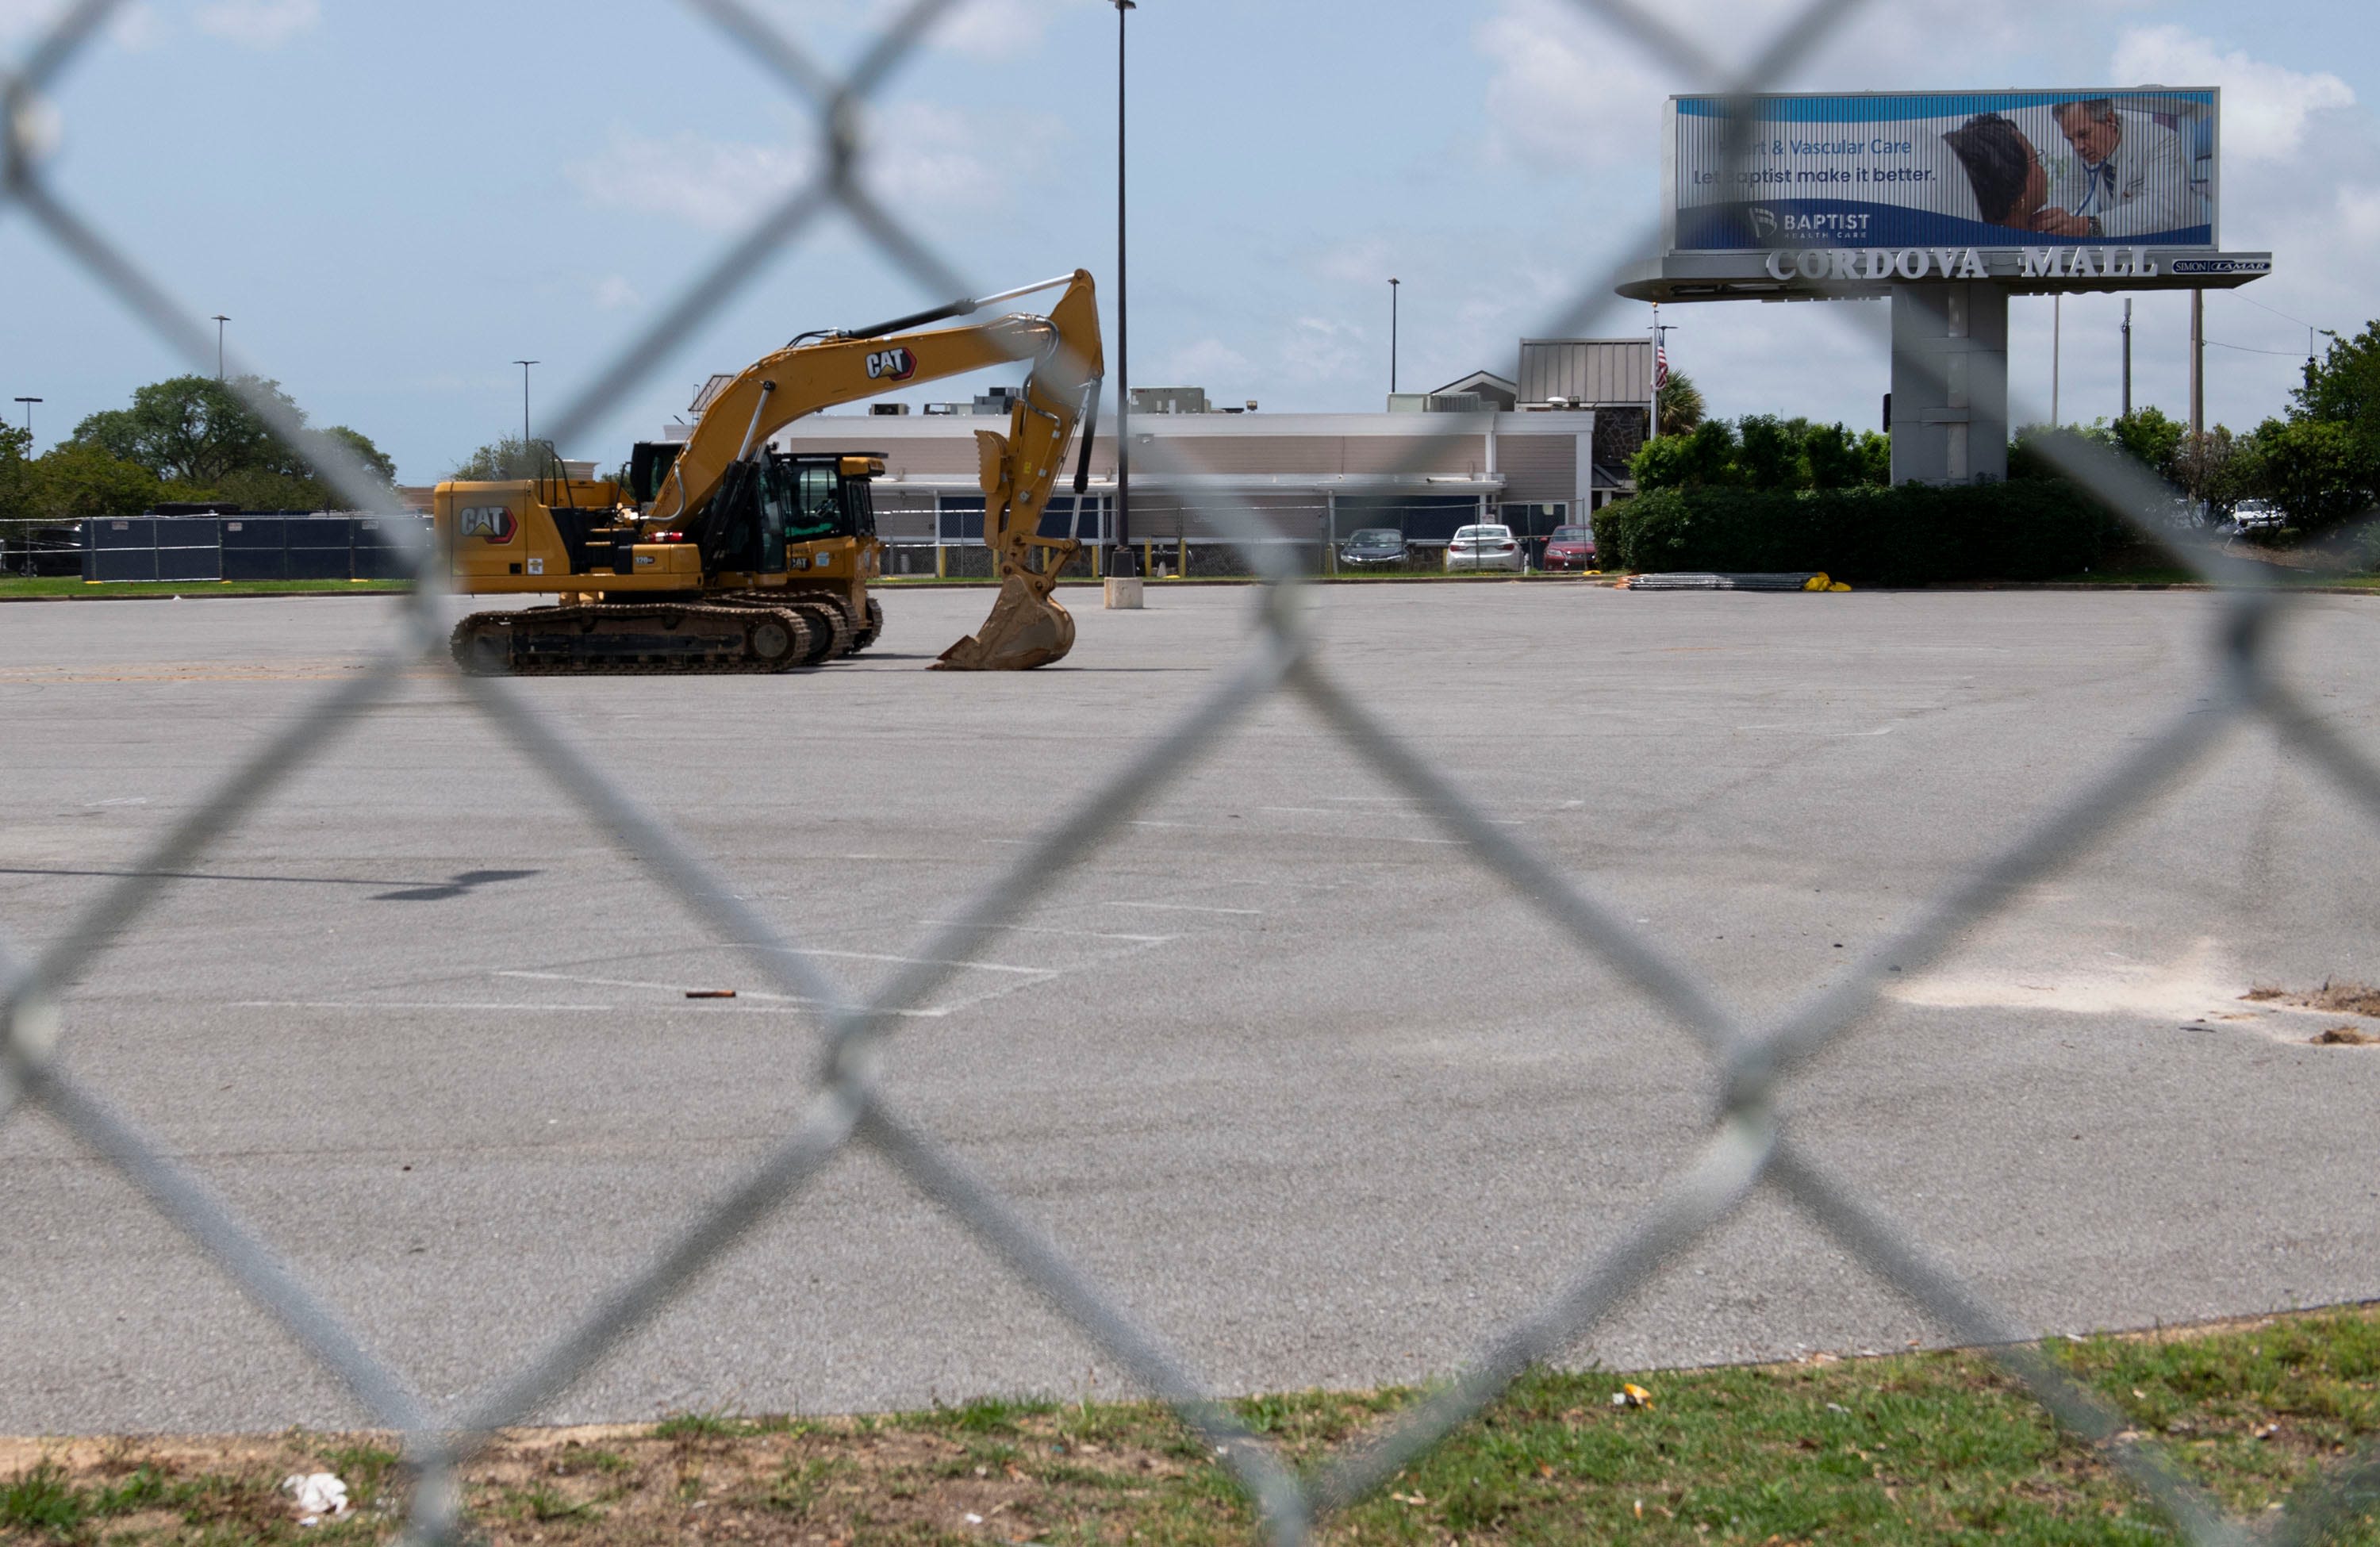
[4,0,2378,1541]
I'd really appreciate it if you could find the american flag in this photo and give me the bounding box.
[1654,340,1669,393]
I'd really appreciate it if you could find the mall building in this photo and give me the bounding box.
[662,338,1655,570]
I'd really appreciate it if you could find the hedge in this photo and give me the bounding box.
[1594,480,2124,586]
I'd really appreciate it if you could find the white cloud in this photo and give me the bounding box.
[567,103,1041,232]
[920,0,1086,60]
[2110,26,2353,163]
[2336,186,2380,245]
[750,0,1083,60]
[571,129,809,232]
[109,2,165,49]
[591,274,642,313]
[1157,338,1253,388]
[1278,317,1368,385]
[193,0,318,48]
[1476,0,1669,172]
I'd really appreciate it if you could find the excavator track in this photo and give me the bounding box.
[716,592,856,664]
[450,601,820,676]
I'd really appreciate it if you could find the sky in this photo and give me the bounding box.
[2,0,2376,484]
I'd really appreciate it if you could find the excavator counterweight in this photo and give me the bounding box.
[432,270,1106,675]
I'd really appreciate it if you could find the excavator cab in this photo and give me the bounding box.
[697,452,881,578]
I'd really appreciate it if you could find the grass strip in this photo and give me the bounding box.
[0,578,413,601]
[3,1304,2376,1544]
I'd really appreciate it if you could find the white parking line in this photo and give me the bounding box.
[799,947,1052,976]
[234,1000,615,1012]
[1109,901,1264,916]
[496,971,947,1017]
[919,922,1177,944]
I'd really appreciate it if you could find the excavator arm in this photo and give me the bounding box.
[651,270,1104,669]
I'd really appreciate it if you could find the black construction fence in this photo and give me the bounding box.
[79,512,431,583]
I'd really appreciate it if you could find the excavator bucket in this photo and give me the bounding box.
[934,574,1077,670]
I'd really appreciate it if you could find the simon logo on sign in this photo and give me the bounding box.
[865,347,917,381]
[458,506,516,543]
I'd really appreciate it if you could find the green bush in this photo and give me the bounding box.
[1595,479,2121,585]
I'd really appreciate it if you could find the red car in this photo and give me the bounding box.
[1541,524,1597,571]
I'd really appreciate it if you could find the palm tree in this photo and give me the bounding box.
[1656,372,1705,437]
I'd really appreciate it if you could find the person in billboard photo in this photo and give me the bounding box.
[2032,98,2191,238]
[1941,112,2050,229]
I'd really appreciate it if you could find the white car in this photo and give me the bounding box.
[1443,524,1522,573]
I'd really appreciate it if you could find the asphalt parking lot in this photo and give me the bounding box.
[4,582,2378,1434]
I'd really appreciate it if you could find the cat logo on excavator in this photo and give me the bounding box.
[457,506,516,543]
[865,347,916,381]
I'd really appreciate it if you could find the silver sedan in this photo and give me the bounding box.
[1443,524,1523,573]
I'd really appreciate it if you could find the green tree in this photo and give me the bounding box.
[72,374,290,485]
[1655,371,1705,436]
[2294,321,2380,456]
[1733,414,1800,490]
[1630,419,1738,490]
[2250,417,2373,532]
[2110,407,2187,478]
[1802,422,1863,489]
[69,374,396,509]
[448,436,562,482]
[0,424,33,522]
[323,425,398,486]
[27,441,163,520]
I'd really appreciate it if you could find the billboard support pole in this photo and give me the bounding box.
[2121,299,2132,419]
[2052,295,2062,427]
[2190,288,2205,442]
[1889,281,2007,487]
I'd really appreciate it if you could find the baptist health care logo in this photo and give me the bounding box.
[866,346,917,382]
[458,505,517,543]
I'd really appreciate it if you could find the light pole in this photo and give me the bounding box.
[12,397,38,441]
[211,315,230,381]
[1388,278,1399,395]
[2308,326,2338,391]
[1111,0,1135,576]
[513,359,539,467]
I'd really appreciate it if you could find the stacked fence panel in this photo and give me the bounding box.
[80,514,426,583]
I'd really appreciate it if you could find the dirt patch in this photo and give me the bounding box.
[2243,980,2380,1017]
[0,1411,1203,1546]
[2313,1025,2380,1046]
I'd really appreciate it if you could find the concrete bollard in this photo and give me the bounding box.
[1104,576,1144,609]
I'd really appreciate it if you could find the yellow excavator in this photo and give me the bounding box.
[437,270,1104,674]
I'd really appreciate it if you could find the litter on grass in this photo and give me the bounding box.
[281,1472,349,1525]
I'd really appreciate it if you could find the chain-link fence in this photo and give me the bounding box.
[5,0,2377,1542]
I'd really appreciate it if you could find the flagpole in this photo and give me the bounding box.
[1648,303,1660,440]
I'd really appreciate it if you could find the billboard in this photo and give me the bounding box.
[1668,90,2217,254]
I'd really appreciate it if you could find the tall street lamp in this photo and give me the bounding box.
[1111,0,1135,576]
[513,359,539,466]
[12,397,39,440]
[2308,326,2338,392]
[1388,278,1399,396]
[211,315,230,381]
